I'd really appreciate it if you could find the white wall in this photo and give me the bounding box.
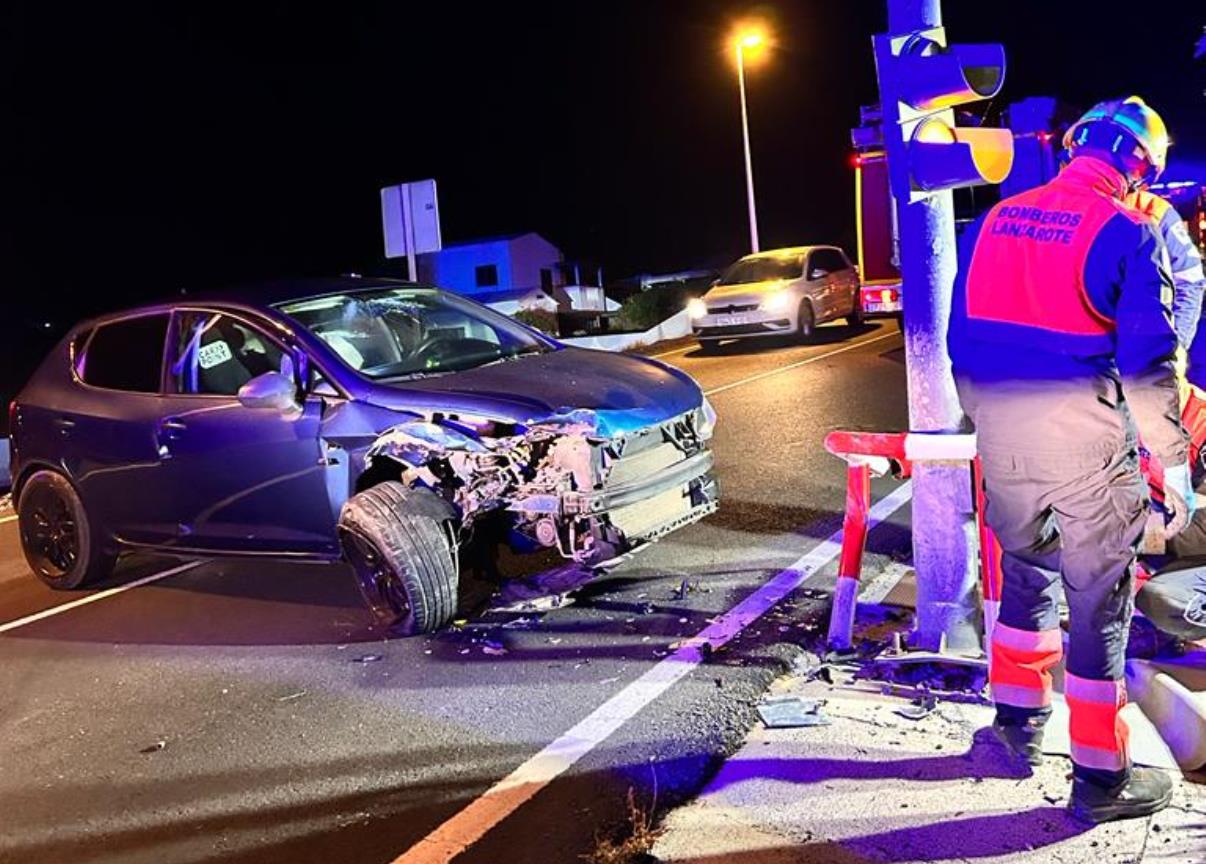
[508,233,563,292]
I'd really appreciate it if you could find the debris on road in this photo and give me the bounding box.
[482,644,508,656]
[894,693,938,721]
[276,690,307,703]
[139,740,166,754]
[757,695,830,729]
[352,654,383,664]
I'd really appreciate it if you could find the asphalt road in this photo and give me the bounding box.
[0,319,910,864]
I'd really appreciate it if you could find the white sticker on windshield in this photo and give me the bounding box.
[197,340,233,369]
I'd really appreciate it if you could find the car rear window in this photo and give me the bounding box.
[80,314,169,393]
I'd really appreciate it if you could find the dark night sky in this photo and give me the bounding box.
[3,0,1204,334]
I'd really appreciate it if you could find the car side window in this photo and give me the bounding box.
[169,312,294,396]
[807,253,828,280]
[79,314,169,393]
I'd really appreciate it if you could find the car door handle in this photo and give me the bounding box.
[53,417,76,436]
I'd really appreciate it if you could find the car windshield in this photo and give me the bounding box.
[717,254,805,285]
[277,288,551,379]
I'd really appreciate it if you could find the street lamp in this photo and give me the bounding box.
[733,26,768,253]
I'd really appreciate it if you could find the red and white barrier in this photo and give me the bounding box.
[822,430,1002,652]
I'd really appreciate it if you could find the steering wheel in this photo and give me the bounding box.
[413,334,454,359]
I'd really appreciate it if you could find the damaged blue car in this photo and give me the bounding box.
[10,278,719,634]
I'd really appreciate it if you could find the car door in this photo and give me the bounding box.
[834,249,860,314]
[151,309,338,555]
[64,312,181,546]
[805,250,838,320]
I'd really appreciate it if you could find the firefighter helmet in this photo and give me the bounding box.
[1062,96,1170,186]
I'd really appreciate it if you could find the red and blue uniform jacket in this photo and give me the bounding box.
[1129,189,1206,353]
[949,156,1187,467]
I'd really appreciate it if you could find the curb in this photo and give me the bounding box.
[1126,657,1206,771]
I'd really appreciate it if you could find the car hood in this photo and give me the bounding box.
[704,279,794,301]
[360,346,703,437]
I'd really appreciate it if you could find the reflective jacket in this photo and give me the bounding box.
[949,157,1187,466]
[1128,189,1206,351]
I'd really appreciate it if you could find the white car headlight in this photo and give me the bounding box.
[760,291,793,314]
[687,298,708,319]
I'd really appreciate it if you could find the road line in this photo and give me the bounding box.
[0,514,16,525]
[0,561,202,635]
[648,344,693,359]
[391,480,914,864]
[702,330,900,398]
[857,560,913,605]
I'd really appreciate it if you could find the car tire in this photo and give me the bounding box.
[697,339,721,355]
[338,482,459,636]
[846,293,865,327]
[797,300,816,341]
[18,470,115,590]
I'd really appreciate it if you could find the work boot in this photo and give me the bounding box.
[991,717,1045,767]
[1068,767,1174,824]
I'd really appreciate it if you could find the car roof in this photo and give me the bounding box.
[737,245,833,260]
[189,276,431,307]
[79,277,441,329]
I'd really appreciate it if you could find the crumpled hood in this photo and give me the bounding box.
[361,346,704,436]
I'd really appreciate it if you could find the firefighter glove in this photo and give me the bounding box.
[1163,460,1197,539]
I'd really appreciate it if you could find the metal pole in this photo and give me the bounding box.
[887,0,980,653]
[737,46,760,253]
[401,183,418,282]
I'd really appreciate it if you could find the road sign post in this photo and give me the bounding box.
[875,0,1013,652]
[381,179,443,279]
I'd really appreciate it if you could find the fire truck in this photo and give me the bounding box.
[851,106,902,318]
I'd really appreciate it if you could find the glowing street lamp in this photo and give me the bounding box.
[732,25,768,252]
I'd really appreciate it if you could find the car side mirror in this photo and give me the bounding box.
[237,371,298,412]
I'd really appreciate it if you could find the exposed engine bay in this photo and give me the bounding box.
[363,405,719,566]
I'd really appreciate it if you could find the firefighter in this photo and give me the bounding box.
[1063,103,1206,353]
[948,96,1191,824]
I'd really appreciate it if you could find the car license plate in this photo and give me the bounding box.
[715,314,750,327]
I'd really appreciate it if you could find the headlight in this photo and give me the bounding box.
[687,298,708,319]
[760,291,793,313]
[697,396,718,441]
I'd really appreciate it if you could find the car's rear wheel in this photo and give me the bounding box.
[847,293,865,327]
[797,300,816,341]
[338,482,459,636]
[697,339,721,355]
[19,470,115,590]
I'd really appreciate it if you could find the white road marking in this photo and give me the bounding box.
[703,330,900,398]
[391,481,914,864]
[0,514,16,525]
[856,560,913,606]
[0,561,202,635]
[648,344,693,359]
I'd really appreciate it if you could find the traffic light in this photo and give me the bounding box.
[873,26,1013,203]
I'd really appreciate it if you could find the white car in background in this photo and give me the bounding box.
[687,246,862,352]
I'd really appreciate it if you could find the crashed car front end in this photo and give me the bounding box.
[364,402,719,566]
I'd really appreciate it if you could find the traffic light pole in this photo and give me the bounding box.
[886,0,980,653]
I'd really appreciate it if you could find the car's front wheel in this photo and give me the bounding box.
[797,300,816,341]
[338,482,460,636]
[18,470,115,590]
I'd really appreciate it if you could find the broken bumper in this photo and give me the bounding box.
[572,449,718,542]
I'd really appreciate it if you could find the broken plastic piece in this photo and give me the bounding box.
[894,693,938,721]
[757,695,831,728]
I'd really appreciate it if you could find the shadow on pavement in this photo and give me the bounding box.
[657,808,1088,864]
[683,322,887,359]
[0,734,1092,864]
